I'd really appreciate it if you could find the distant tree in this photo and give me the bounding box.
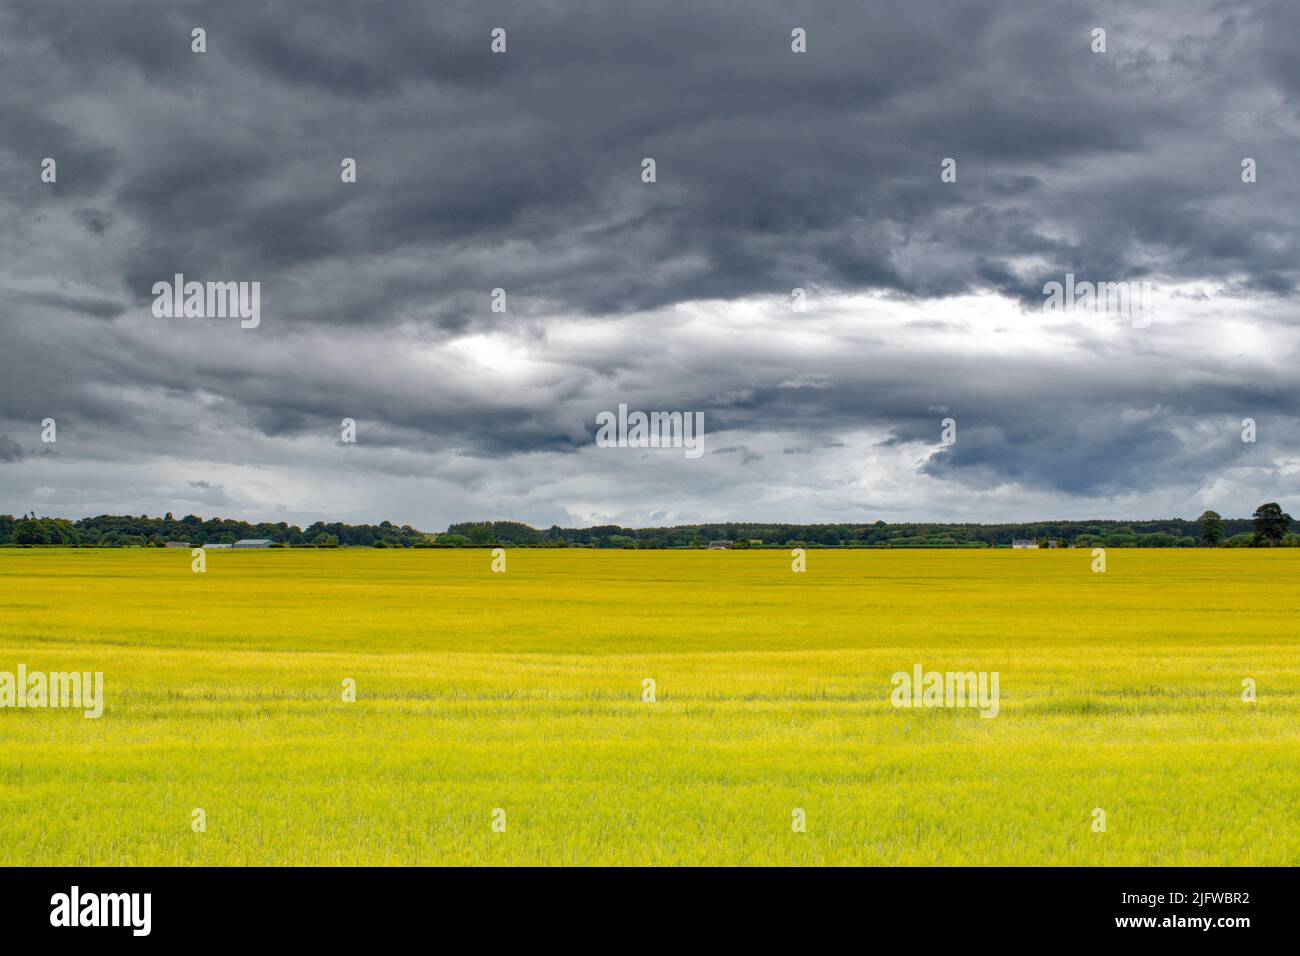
[1137,532,1177,547]
[1198,510,1225,546]
[13,519,48,545]
[1252,502,1293,546]
[465,523,494,545]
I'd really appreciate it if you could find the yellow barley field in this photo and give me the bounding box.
[0,547,1296,865]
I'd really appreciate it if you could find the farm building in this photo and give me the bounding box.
[233,539,273,548]
[707,540,731,550]
[1011,539,1038,549]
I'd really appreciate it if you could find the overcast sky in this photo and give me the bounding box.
[2,0,1298,529]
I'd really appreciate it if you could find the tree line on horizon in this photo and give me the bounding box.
[0,513,431,549]
[0,505,1295,549]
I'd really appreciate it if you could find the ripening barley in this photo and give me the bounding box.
[0,548,1296,865]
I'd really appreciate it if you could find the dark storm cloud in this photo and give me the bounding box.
[12,0,1300,319]
[922,415,1211,497]
[1,0,1298,523]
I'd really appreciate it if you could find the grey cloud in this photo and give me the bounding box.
[11,0,1299,326]
[714,445,764,465]
[1,0,1298,526]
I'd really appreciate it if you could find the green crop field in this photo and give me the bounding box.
[0,547,1296,865]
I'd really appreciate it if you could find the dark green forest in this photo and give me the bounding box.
[1,505,1295,549]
